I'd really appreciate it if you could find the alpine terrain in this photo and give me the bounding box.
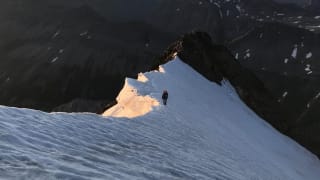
[1,0,320,179]
[1,57,320,179]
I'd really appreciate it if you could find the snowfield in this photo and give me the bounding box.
[1,58,320,179]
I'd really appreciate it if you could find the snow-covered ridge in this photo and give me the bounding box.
[1,57,320,179]
[103,57,320,179]
[103,63,171,118]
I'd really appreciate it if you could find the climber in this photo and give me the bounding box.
[162,90,169,105]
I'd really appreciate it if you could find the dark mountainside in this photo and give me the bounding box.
[229,21,320,156]
[0,2,177,112]
[0,0,320,156]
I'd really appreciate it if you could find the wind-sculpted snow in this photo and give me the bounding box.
[1,58,320,179]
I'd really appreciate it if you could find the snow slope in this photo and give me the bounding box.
[1,57,320,179]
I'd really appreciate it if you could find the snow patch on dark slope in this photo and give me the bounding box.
[1,57,320,179]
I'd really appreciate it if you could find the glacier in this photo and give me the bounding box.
[1,57,320,179]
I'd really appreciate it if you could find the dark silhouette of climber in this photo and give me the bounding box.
[162,90,168,105]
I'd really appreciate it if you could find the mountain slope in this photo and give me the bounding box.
[229,21,320,156]
[2,57,319,179]
[0,0,319,113]
[0,4,175,111]
[104,58,320,179]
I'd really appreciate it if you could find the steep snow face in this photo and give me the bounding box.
[1,58,320,179]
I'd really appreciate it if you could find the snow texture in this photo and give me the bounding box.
[51,57,59,63]
[282,91,288,98]
[52,30,60,39]
[305,64,311,72]
[259,33,263,39]
[306,52,312,59]
[291,46,298,58]
[80,31,88,36]
[0,58,320,179]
